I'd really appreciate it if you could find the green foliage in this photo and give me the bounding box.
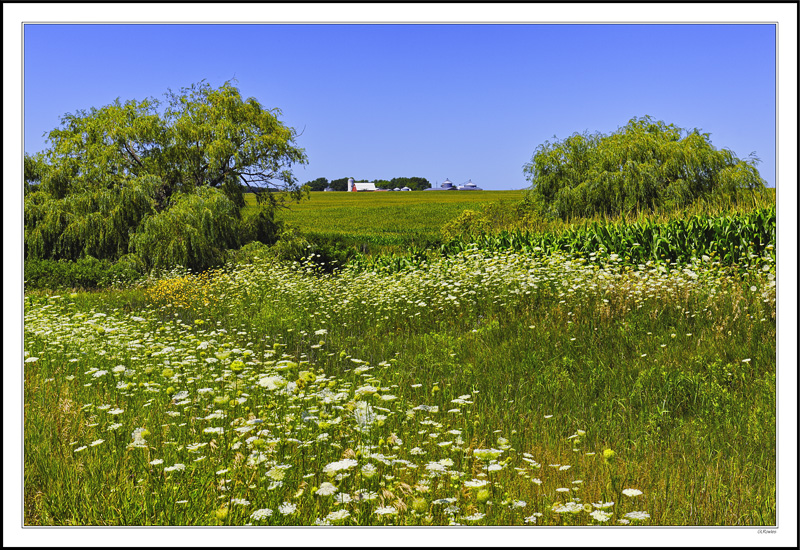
[523,116,767,219]
[328,177,351,191]
[440,206,776,268]
[389,176,431,190]
[225,240,272,265]
[302,177,330,192]
[241,203,283,246]
[130,187,242,272]
[24,255,146,290]
[266,228,355,272]
[24,153,47,193]
[24,175,160,262]
[24,81,307,269]
[441,209,492,240]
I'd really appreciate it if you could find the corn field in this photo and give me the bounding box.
[440,206,775,268]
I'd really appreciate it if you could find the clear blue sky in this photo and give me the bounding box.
[24,24,776,189]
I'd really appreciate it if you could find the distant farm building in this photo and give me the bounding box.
[348,178,378,192]
[458,179,482,190]
[425,178,483,191]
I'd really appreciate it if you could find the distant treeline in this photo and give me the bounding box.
[303,176,431,191]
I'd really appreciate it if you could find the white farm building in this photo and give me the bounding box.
[425,178,483,191]
[348,178,377,192]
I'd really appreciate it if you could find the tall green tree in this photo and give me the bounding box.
[303,177,330,191]
[523,116,767,219]
[328,177,352,191]
[389,177,431,190]
[24,81,308,270]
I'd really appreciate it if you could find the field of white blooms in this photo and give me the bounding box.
[23,247,777,530]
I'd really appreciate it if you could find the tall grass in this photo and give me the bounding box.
[24,243,776,525]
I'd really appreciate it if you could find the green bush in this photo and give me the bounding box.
[226,241,272,265]
[267,228,356,273]
[241,203,282,246]
[441,209,491,240]
[24,256,146,291]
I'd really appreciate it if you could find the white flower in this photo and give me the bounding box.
[355,385,378,397]
[150,459,164,465]
[524,515,539,524]
[374,506,398,516]
[355,489,379,501]
[231,498,250,506]
[591,510,612,522]
[325,509,350,522]
[89,439,105,447]
[323,459,358,475]
[624,511,651,521]
[251,508,273,520]
[164,463,186,472]
[473,448,503,460]
[334,493,352,504]
[592,501,614,509]
[462,512,485,521]
[107,407,124,415]
[463,479,489,488]
[278,502,297,515]
[257,375,286,390]
[128,428,148,448]
[622,488,643,497]
[315,482,338,496]
[552,501,583,513]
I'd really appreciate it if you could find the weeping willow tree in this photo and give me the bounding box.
[24,80,307,271]
[523,116,767,219]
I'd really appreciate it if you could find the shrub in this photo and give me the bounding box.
[441,209,491,240]
[241,203,282,246]
[24,256,146,291]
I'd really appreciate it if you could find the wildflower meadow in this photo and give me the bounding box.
[24,237,777,527]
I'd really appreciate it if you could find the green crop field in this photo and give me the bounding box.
[246,190,526,248]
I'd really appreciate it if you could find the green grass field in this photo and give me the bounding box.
[246,190,525,248]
